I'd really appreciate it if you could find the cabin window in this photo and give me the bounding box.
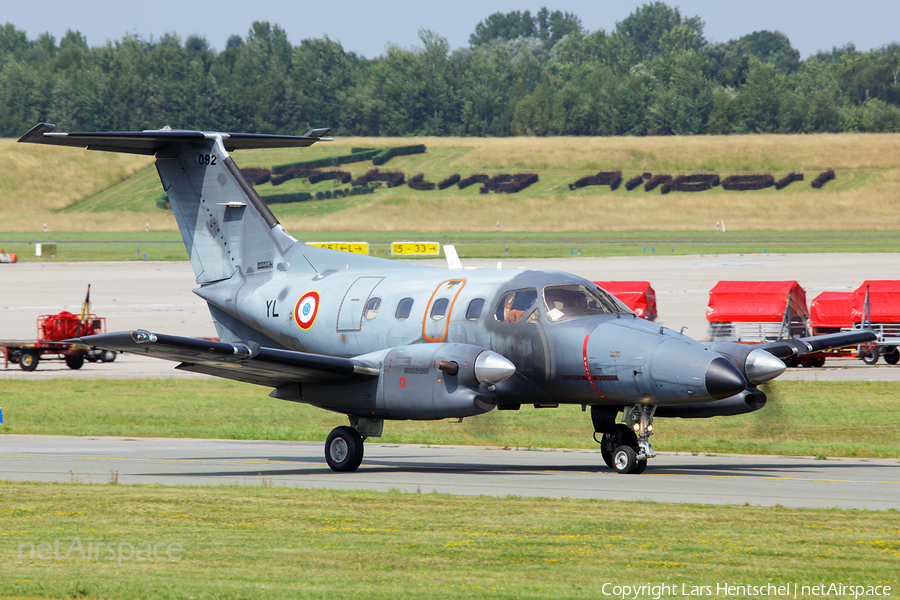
[494,288,538,323]
[431,298,450,320]
[542,284,616,322]
[364,298,381,319]
[395,297,414,320]
[465,298,485,320]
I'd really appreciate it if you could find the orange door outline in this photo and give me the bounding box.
[422,280,466,342]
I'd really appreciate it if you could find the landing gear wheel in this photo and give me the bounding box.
[883,347,899,365]
[861,348,879,365]
[634,459,648,474]
[325,426,364,472]
[101,350,117,363]
[613,445,638,474]
[600,438,614,469]
[19,350,39,371]
[600,424,638,470]
[65,353,85,370]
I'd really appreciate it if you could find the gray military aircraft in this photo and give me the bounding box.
[19,123,875,475]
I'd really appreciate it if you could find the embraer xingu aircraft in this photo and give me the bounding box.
[19,123,875,475]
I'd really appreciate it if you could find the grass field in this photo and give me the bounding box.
[1,482,898,600]
[2,379,899,459]
[3,133,900,233]
[1,229,898,262]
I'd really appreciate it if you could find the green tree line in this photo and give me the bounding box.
[3,3,900,138]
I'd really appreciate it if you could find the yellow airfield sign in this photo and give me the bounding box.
[306,242,369,255]
[391,242,441,256]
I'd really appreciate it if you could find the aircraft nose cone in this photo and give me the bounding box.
[474,351,516,385]
[744,348,786,385]
[705,356,747,399]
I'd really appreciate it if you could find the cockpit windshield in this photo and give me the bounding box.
[542,284,628,322]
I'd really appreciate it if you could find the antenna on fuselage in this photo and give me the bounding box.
[304,255,324,280]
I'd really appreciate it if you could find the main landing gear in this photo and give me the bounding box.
[593,404,656,474]
[324,417,383,472]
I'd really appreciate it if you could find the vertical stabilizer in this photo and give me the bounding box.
[154,136,294,284]
[17,123,330,285]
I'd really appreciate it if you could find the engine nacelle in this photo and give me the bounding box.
[297,343,516,420]
[707,341,786,385]
[655,388,767,418]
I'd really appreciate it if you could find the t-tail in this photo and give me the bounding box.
[18,123,332,285]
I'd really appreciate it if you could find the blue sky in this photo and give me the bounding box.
[5,0,899,58]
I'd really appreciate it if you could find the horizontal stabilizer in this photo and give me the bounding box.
[760,330,877,359]
[18,123,331,155]
[69,330,378,387]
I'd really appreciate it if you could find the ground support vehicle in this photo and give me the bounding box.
[1,286,115,371]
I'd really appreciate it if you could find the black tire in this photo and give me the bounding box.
[65,353,85,370]
[883,347,899,365]
[325,426,364,472]
[861,348,879,365]
[102,350,116,363]
[811,356,826,368]
[600,434,615,469]
[613,445,638,474]
[19,350,39,372]
[634,459,648,474]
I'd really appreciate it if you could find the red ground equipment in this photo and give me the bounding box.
[851,281,900,365]
[1,285,115,371]
[809,292,854,335]
[594,281,658,321]
[706,281,809,343]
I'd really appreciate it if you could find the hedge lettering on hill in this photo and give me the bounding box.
[661,174,720,194]
[625,175,644,191]
[351,168,405,188]
[644,174,671,192]
[408,173,437,191]
[775,172,804,190]
[458,174,489,189]
[721,174,775,191]
[568,171,622,191]
[480,173,539,194]
[811,169,835,189]
[272,149,380,175]
[309,170,352,185]
[240,168,272,185]
[438,174,461,190]
[372,144,427,166]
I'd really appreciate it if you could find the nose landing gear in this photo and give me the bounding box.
[594,404,656,474]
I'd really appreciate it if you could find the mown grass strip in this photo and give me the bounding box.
[1,230,898,261]
[1,380,899,459]
[1,482,898,600]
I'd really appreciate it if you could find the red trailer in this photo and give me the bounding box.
[852,281,900,365]
[1,286,115,371]
[809,292,854,335]
[706,280,809,343]
[594,281,657,320]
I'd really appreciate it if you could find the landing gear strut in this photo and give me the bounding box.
[594,404,656,474]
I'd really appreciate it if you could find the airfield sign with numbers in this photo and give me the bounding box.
[391,242,440,256]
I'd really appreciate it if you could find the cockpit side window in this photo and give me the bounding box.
[494,288,538,323]
[543,284,618,322]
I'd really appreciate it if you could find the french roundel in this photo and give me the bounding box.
[294,291,320,330]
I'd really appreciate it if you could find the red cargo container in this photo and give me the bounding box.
[594,281,657,321]
[706,281,808,343]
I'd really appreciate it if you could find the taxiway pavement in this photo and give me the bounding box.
[1,435,897,510]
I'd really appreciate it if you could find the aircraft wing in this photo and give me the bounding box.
[69,330,378,387]
[18,123,331,155]
[758,330,877,360]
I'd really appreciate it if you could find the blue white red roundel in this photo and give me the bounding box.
[294,291,320,330]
